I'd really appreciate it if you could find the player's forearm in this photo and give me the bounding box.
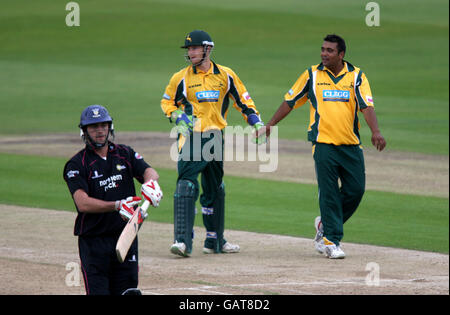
[73,189,116,213]
[362,106,386,151]
[267,101,292,127]
[143,167,159,182]
[361,106,381,134]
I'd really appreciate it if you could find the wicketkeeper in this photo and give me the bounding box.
[161,30,265,257]
[63,105,163,294]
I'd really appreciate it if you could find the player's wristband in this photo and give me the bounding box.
[248,113,261,126]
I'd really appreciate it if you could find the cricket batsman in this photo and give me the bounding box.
[63,105,162,294]
[161,30,265,257]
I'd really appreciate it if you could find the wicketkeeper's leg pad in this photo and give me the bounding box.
[202,182,225,253]
[174,179,197,253]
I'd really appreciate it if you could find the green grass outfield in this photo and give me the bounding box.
[0,153,447,254]
[0,1,448,254]
[0,0,448,154]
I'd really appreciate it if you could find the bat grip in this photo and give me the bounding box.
[141,199,150,212]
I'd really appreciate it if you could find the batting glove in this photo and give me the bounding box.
[171,109,193,137]
[141,179,163,207]
[121,206,147,225]
[115,196,142,221]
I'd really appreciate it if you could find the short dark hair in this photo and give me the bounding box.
[324,34,346,54]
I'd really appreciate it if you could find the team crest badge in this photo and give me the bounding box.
[92,108,100,118]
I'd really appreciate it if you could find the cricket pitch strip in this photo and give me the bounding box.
[0,205,447,295]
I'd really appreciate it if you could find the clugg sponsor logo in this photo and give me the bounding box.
[196,90,220,103]
[322,90,350,102]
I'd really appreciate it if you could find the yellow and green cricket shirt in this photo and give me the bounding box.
[285,61,374,146]
[161,62,260,132]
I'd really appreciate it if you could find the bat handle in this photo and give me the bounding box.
[141,199,150,212]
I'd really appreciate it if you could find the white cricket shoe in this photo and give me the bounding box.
[170,241,190,257]
[222,242,240,253]
[314,216,325,254]
[203,242,240,254]
[315,238,326,254]
[323,237,346,259]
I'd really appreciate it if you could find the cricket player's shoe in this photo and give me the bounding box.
[203,242,240,254]
[170,241,190,257]
[323,237,346,259]
[314,216,325,254]
[121,288,142,295]
[315,238,326,254]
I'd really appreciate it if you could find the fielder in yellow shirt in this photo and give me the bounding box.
[259,34,386,259]
[161,30,264,257]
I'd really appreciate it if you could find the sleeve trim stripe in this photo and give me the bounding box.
[354,71,369,109]
[286,78,310,107]
[228,74,255,116]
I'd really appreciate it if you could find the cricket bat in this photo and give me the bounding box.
[116,200,150,263]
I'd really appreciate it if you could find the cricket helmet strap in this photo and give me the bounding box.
[78,104,114,149]
[182,30,214,67]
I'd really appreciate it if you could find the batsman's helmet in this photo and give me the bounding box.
[79,105,113,128]
[79,105,114,148]
[181,30,214,48]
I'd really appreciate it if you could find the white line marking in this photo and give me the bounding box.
[141,276,449,295]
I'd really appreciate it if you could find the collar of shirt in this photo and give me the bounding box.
[85,141,118,156]
[192,61,221,75]
[317,61,356,77]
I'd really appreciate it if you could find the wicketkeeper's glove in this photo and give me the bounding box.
[247,113,266,145]
[171,109,193,137]
[253,122,267,144]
